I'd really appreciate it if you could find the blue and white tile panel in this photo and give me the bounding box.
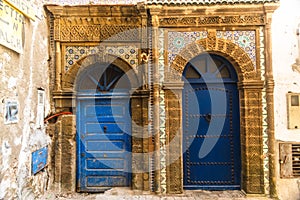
[260,26,270,195]
[64,45,138,72]
[167,31,208,65]
[216,31,256,69]
[158,28,167,194]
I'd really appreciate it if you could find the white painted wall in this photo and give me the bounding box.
[273,0,300,141]
[272,1,300,199]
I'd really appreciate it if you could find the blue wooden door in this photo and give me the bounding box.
[76,64,131,192]
[183,54,241,190]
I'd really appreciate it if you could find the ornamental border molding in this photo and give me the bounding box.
[159,15,265,27]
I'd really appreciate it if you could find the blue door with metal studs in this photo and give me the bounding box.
[76,63,131,192]
[183,54,241,190]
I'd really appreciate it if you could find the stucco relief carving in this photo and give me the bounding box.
[159,15,265,26]
[54,17,142,41]
[54,18,60,41]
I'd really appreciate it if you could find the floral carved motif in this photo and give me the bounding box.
[159,17,197,26]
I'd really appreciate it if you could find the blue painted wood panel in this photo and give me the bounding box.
[77,97,131,192]
[183,84,241,190]
[183,54,241,190]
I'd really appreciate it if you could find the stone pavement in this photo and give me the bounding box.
[40,188,274,200]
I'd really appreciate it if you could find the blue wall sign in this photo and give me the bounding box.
[32,146,48,175]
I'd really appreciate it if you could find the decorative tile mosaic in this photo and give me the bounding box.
[64,45,138,72]
[217,30,256,68]
[106,46,138,68]
[158,28,167,194]
[159,90,167,194]
[167,30,256,68]
[259,27,270,195]
[167,31,208,64]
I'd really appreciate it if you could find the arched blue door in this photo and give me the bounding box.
[76,63,132,192]
[182,54,241,190]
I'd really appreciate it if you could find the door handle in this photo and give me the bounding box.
[205,113,212,123]
[103,126,107,133]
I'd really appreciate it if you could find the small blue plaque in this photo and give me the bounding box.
[32,146,48,175]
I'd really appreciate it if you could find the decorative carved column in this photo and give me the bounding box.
[150,9,161,194]
[239,81,265,194]
[264,10,278,198]
[163,82,184,194]
[55,41,61,91]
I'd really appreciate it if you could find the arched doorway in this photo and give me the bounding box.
[182,53,241,190]
[76,62,132,192]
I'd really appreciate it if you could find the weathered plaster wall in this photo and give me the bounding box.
[272,0,300,199]
[0,5,51,200]
[273,0,300,141]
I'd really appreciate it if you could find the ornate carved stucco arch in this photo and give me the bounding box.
[166,32,266,194]
[170,35,259,82]
[57,51,149,193]
[62,53,140,91]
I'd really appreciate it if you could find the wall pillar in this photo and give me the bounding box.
[53,115,77,192]
[150,10,162,194]
[264,10,278,198]
[131,90,150,191]
[163,82,184,194]
[55,41,61,91]
[239,81,265,194]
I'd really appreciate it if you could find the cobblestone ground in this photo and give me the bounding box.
[40,188,273,200]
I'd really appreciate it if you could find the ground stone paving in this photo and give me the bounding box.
[40,188,273,200]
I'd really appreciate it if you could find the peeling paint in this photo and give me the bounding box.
[0,2,50,198]
[0,141,17,199]
[8,77,17,89]
[14,136,22,146]
[1,141,11,172]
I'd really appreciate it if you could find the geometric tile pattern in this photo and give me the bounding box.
[217,30,256,68]
[64,45,138,72]
[167,30,256,69]
[159,89,167,194]
[158,28,167,194]
[259,26,270,195]
[167,31,208,65]
[106,46,138,68]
